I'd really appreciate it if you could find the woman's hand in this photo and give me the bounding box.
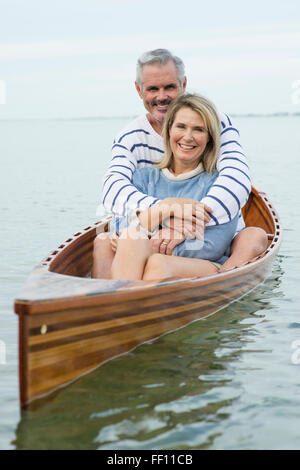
[150,227,185,255]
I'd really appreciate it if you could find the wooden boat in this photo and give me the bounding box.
[14,187,281,408]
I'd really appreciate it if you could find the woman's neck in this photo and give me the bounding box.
[170,161,200,176]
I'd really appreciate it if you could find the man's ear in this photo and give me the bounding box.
[135,81,143,99]
[182,76,187,91]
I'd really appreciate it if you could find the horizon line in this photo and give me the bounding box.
[1,111,300,122]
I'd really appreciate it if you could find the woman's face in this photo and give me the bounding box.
[169,107,210,170]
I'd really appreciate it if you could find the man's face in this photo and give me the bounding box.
[135,60,187,125]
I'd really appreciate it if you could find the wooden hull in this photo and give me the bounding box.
[14,187,281,407]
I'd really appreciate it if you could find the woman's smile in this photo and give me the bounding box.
[178,143,196,150]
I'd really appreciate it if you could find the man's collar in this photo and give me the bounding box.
[146,113,163,136]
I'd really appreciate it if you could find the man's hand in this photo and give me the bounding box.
[150,227,185,255]
[110,231,119,253]
[163,216,204,240]
[161,198,212,240]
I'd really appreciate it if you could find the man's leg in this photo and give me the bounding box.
[220,227,268,272]
[91,232,115,278]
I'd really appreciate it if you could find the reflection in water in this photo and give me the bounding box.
[14,260,284,450]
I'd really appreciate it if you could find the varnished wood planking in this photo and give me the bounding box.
[24,272,264,390]
[26,273,258,331]
[16,256,271,316]
[26,302,229,400]
[24,272,267,402]
[27,267,266,352]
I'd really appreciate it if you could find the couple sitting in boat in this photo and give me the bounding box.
[92,49,267,281]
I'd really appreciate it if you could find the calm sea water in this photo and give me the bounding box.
[1,116,300,450]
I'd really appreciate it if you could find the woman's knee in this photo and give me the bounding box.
[143,253,170,280]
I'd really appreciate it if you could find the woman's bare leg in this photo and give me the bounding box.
[91,232,115,279]
[220,227,268,272]
[143,253,218,281]
[111,226,153,280]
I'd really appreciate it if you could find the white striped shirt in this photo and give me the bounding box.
[102,112,251,227]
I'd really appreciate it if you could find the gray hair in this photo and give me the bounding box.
[136,49,185,87]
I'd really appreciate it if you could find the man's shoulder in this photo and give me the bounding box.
[113,115,153,144]
[217,111,237,130]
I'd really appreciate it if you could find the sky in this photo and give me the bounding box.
[0,0,300,118]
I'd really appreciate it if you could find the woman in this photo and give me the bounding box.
[92,94,245,280]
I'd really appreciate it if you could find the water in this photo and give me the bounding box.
[1,116,300,450]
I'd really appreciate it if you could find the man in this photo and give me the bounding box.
[99,49,267,274]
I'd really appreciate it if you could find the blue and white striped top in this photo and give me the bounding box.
[101,112,251,228]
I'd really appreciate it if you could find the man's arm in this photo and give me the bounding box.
[101,140,160,216]
[201,113,251,226]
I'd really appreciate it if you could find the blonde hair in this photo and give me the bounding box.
[156,93,220,174]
